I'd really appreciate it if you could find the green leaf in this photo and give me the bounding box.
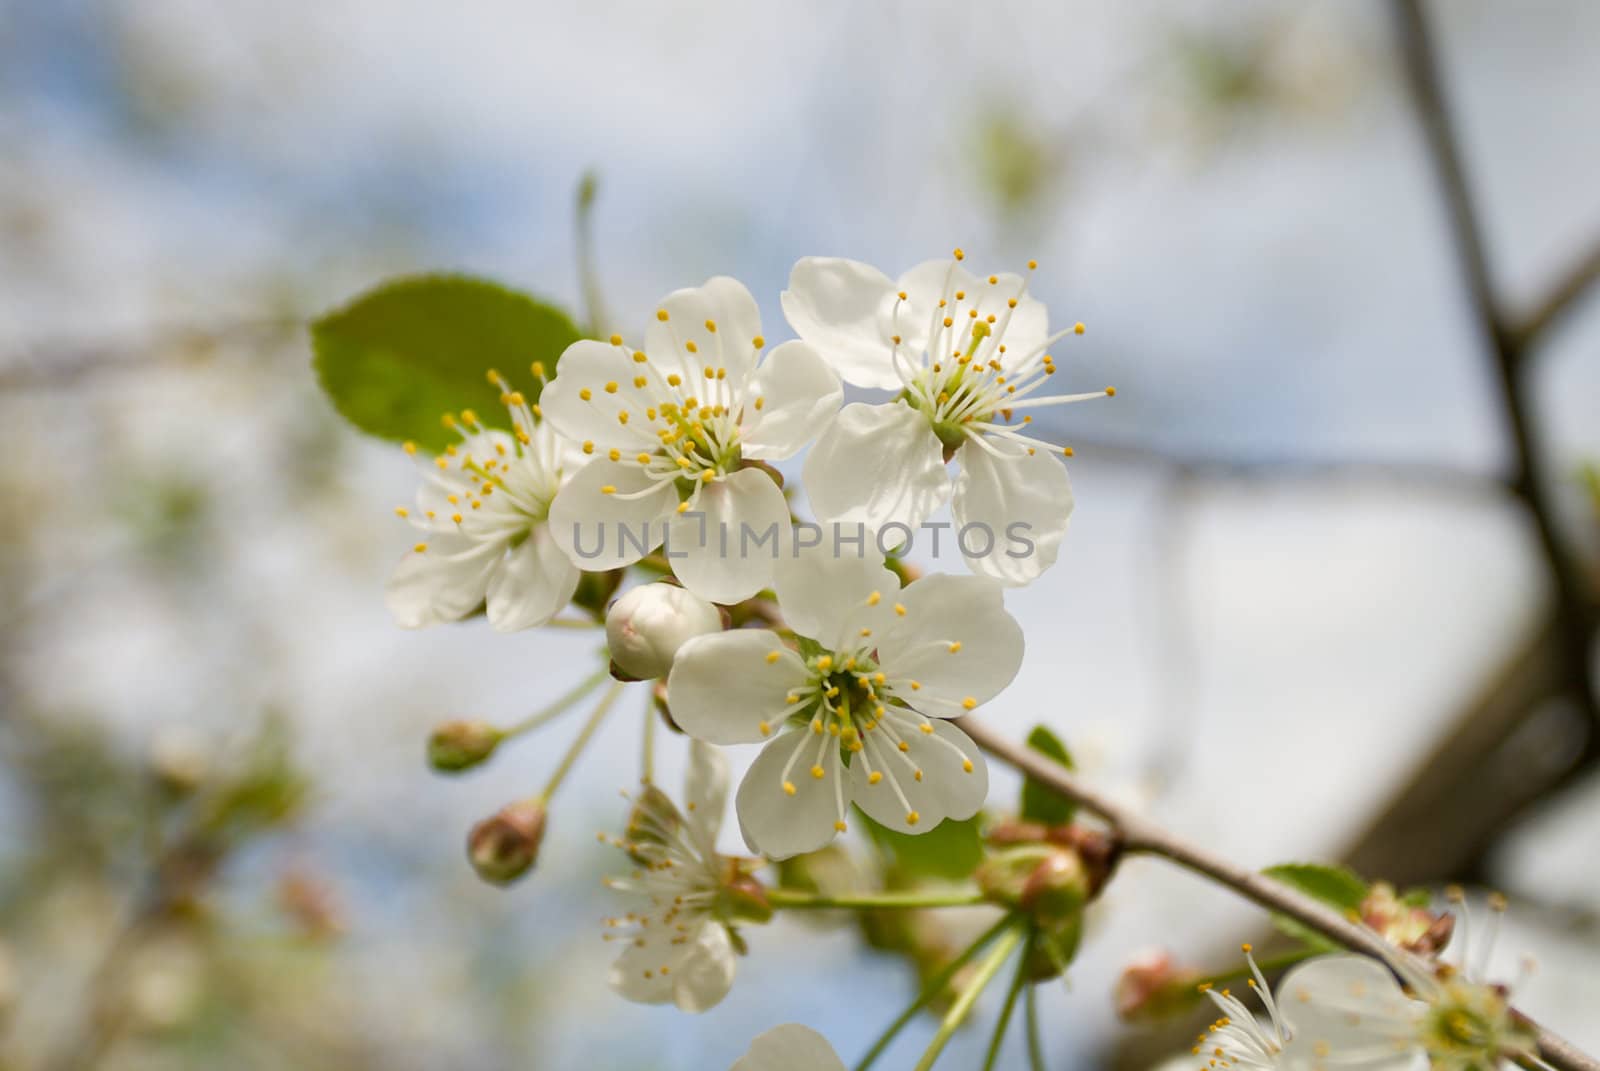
[311,274,580,453]
[1262,862,1369,912]
[1019,725,1075,825]
[1262,862,1370,952]
[859,809,983,882]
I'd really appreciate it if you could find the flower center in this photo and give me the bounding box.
[887,254,1109,461]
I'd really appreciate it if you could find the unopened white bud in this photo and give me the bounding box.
[605,583,722,680]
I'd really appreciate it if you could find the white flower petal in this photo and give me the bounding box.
[1278,955,1424,1059]
[877,573,1023,718]
[684,739,730,847]
[384,533,499,628]
[893,260,1049,362]
[951,442,1073,586]
[484,524,581,631]
[645,277,762,400]
[667,630,809,745]
[609,918,735,1013]
[541,339,661,452]
[668,467,788,604]
[802,402,951,532]
[731,1025,847,1071]
[736,732,845,860]
[740,341,843,461]
[850,714,987,834]
[671,920,738,1014]
[771,539,898,651]
[547,459,677,571]
[780,257,903,390]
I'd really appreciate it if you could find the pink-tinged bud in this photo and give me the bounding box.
[1361,882,1454,955]
[605,583,723,680]
[719,863,774,925]
[1020,850,1091,923]
[1114,949,1187,1021]
[427,719,503,773]
[467,799,547,885]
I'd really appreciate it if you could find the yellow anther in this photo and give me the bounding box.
[834,820,847,832]
[582,440,595,454]
[956,290,965,300]
[859,628,871,638]
[765,651,781,664]
[451,512,462,524]
[758,721,771,736]
[618,411,630,424]
[810,765,825,780]
[699,470,714,482]
[579,388,592,401]
[633,351,647,364]
[868,771,883,785]
[816,655,833,671]
[702,366,715,379]
[897,741,909,752]
[609,449,621,462]
[435,457,449,470]
[906,810,921,825]
[894,603,906,616]
[686,341,699,354]
[1074,322,1086,335]
[461,409,479,425]
[909,680,921,691]
[962,759,974,773]
[953,248,965,260]
[1105,385,1116,397]
[919,723,933,734]
[947,641,962,653]
[600,485,617,495]
[413,542,428,553]
[943,316,953,328]
[783,781,796,796]
[634,376,647,389]
[867,591,882,606]
[531,361,546,378]
[988,275,998,284]
[656,309,669,322]
[1007,298,1018,308]
[1062,446,1074,457]
[873,673,885,685]
[604,381,619,394]
[402,441,418,455]
[394,507,409,518]
[753,396,765,410]
[897,291,908,301]
[1027,259,1038,270]
[752,335,765,348]
[676,501,690,513]
[913,770,923,782]
[609,334,623,346]
[636,452,651,464]
[667,373,682,387]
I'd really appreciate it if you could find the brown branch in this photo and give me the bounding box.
[1390,0,1598,738]
[1515,237,1600,349]
[961,715,1600,1071]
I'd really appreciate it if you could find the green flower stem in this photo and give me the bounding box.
[766,888,990,911]
[981,928,1034,1071]
[1024,978,1047,1071]
[640,692,657,785]
[855,914,1017,1071]
[539,681,624,800]
[506,665,610,738]
[913,923,1026,1071]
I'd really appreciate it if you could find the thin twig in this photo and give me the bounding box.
[959,715,1600,1071]
[1516,238,1600,349]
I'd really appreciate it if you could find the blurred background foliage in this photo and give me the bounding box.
[1,1,1597,1069]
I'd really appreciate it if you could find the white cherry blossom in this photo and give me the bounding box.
[783,252,1110,585]
[385,376,579,631]
[667,544,1022,860]
[544,276,841,603]
[730,1025,846,1071]
[601,741,753,1014]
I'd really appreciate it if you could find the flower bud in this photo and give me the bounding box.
[719,867,774,925]
[467,798,546,885]
[1361,882,1454,955]
[1114,948,1191,1021]
[605,582,722,680]
[975,845,1057,909]
[1019,849,1090,924]
[427,719,503,773]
